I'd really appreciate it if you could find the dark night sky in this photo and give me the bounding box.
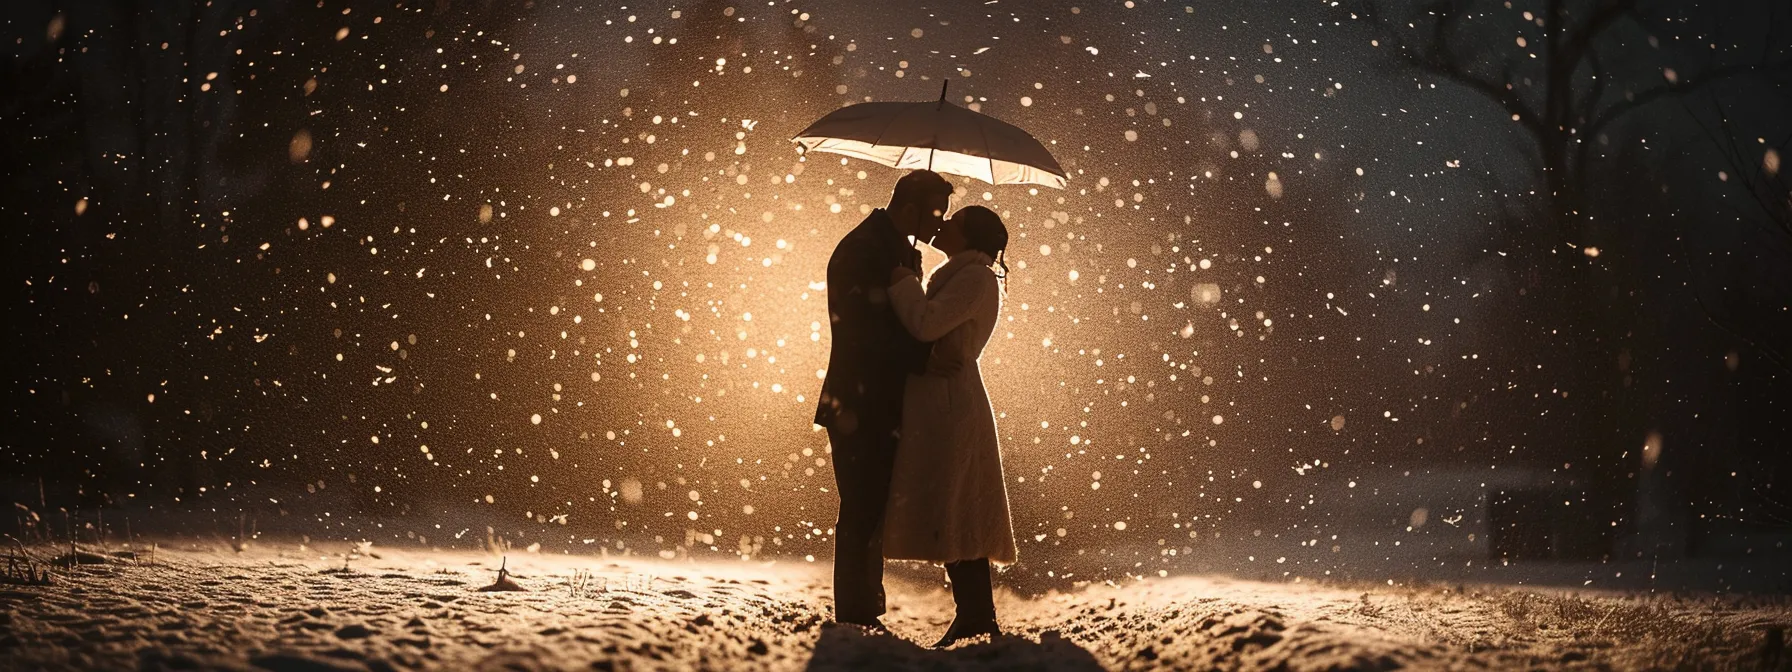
[3,0,1788,578]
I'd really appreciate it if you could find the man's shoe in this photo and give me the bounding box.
[836,617,890,635]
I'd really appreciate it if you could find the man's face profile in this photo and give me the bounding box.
[920,192,953,246]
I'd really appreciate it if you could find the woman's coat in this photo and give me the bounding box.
[882,250,1017,565]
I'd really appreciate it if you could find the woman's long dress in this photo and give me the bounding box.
[881,250,1017,565]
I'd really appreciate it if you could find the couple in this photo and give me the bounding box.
[813,169,1016,648]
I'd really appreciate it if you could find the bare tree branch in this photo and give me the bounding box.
[1543,0,1567,133]
[1556,0,1636,80]
[1680,192,1792,375]
[1362,0,1548,137]
[1580,48,1607,127]
[1571,48,1609,181]
[1684,264,1792,374]
[1585,58,1792,145]
[1684,94,1792,242]
[1665,92,1792,374]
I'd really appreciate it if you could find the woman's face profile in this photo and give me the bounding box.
[933,213,969,255]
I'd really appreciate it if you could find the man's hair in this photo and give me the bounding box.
[888,170,954,212]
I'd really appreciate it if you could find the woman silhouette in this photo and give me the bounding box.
[882,205,1017,647]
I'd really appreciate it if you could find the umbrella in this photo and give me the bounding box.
[791,81,1067,189]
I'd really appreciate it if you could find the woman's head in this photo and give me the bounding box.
[936,205,1010,277]
[954,206,1008,259]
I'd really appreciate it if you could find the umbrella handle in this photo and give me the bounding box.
[937,79,949,110]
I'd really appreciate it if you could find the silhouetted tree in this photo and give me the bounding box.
[1357,0,1791,233]
[1348,0,1792,554]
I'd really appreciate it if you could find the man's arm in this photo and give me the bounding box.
[890,249,938,377]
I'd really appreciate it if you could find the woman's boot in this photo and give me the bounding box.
[933,558,1000,647]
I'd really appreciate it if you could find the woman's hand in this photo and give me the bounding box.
[890,265,917,286]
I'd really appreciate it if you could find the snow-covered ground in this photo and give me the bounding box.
[2,541,1787,671]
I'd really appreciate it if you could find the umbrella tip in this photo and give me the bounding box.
[937,79,949,109]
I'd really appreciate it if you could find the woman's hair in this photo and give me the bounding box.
[954,205,1010,279]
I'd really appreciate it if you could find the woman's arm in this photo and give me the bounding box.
[888,266,992,342]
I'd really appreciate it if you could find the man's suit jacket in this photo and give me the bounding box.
[813,209,931,436]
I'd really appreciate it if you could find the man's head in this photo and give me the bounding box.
[886,170,954,244]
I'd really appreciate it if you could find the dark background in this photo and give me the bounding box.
[4,0,1789,587]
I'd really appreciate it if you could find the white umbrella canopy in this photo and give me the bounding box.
[792,82,1067,189]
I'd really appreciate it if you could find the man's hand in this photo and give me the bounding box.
[889,265,917,286]
[925,347,964,377]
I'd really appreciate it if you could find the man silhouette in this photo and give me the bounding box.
[814,170,954,630]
